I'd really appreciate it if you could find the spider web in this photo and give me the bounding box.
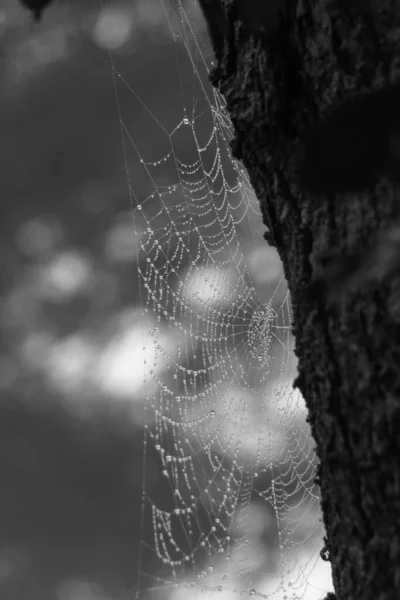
[105,1,333,598]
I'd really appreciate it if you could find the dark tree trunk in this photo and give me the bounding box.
[200,1,400,598]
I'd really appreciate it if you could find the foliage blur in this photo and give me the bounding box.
[1,1,187,598]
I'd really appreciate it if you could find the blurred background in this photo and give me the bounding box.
[0,1,332,599]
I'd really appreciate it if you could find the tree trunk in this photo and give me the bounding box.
[201,1,400,598]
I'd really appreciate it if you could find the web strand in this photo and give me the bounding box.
[104,1,333,598]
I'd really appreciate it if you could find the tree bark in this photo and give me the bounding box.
[201,1,400,598]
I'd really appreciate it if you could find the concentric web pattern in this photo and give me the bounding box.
[107,1,332,598]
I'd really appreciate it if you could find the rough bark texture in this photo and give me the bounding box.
[203,1,400,598]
